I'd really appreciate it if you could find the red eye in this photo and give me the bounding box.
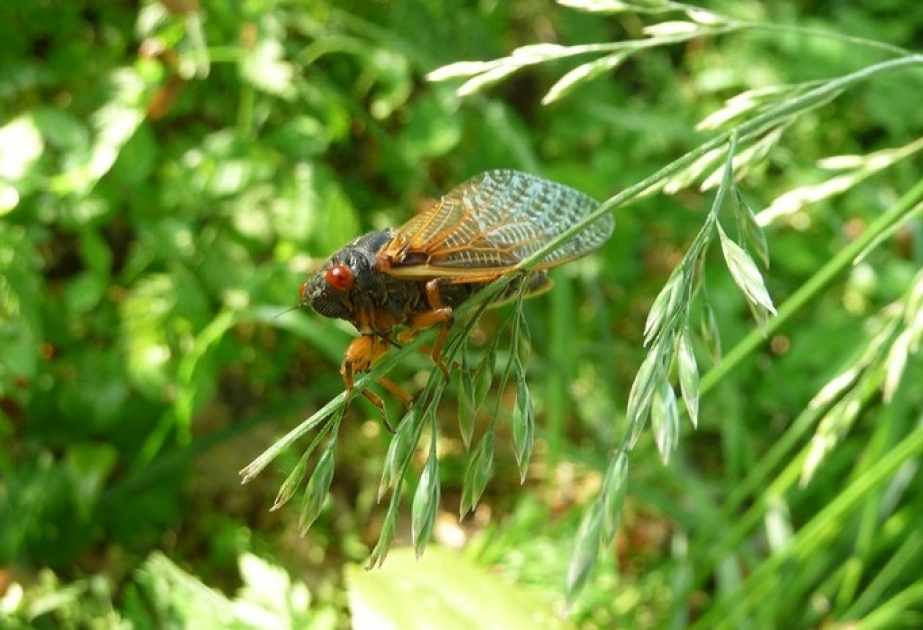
[325,264,354,291]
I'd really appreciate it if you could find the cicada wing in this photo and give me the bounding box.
[380,170,614,280]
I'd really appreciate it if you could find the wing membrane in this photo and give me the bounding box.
[380,170,614,279]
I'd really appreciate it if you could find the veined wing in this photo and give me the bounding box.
[379,170,614,279]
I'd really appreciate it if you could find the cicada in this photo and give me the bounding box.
[300,169,613,423]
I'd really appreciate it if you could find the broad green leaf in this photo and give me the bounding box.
[347,548,562,630]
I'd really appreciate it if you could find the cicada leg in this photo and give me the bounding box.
[406,290,456,379]
[341,334,412,431]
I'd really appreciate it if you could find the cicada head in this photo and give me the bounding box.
[300,229,394,330]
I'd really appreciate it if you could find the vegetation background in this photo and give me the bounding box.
[2,0,923,628]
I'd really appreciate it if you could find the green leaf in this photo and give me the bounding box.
[699,293,723,362]
[677,329,700,427]
[120,273,179,400]
[717,224,777,316]
[367,477,404,570]
[457,355,477,449]
[459,351,494,449]
[543,50,631,104]
[565,500,604,610]
[625,342,667,441]
[883,329,911,403]
[411,440,441,558]
[736,186,770,268]
[240,38,296,99]
[643,267,685,345]
[300,444,336,533]
[460,429,495,517]
[271,450,310,512]
[65,443,118,520]
[0,114,44,185]
[347,548,558,629]
[650,377,679,464]
[602,451,629,540]
[512,369,534,482]
[51,68,148,195]
[379,407,420,501]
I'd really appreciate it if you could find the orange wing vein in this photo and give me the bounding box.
[379,170,614,279]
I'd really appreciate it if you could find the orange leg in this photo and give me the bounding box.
[378,376,414,408]
[340,334,417,431]
[407,307,455,379]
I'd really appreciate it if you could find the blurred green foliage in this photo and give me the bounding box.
[2,0,923,628]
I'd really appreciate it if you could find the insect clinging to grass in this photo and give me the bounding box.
[300,169,614,424]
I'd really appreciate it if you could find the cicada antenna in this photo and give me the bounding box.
[273,303,302,320]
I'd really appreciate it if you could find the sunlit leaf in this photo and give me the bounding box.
[240,38,296,99]
[558,0,675,14]
[642,21,702,37]
[543,51,631,104]
[685,8,727,25]
[456,64,525,97]
[717,224,777,316]
[0,114,43,185]
[426,60,502,81]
